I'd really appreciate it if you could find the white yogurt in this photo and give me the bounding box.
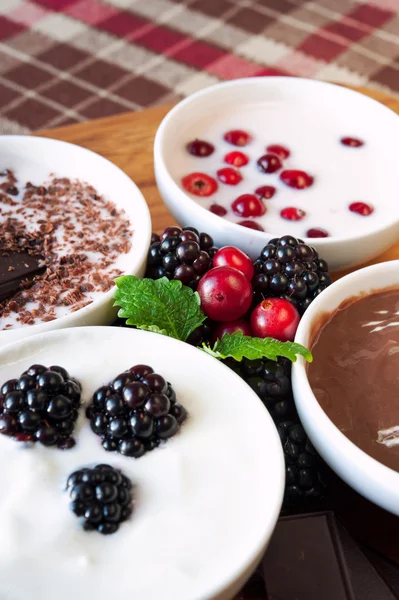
[0,327,284,600]
[170,101,397,239]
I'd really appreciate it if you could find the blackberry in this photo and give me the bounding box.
[86,364,187,457]
[0,364,81,448]
[252,235,332,315]
[67,464,133,534]
[225,356,326,511]
[145,226,218,290]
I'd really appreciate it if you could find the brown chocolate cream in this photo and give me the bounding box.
[308,288,399,472]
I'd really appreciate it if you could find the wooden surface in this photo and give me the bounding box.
[36,86,399,596]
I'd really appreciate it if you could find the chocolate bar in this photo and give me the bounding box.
[362,545,399,598]
[263,512,355,599]
[0,251,45,303]
[337,521,396,599]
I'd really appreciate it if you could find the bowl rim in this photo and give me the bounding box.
[0,135,152,339]
[0,325,285,599]
[154,76,399,246]
[292,260,399,488]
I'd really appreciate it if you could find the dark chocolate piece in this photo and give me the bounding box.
[263,512,355,599]
[0,251,45,303]
[336,521,396,599]
[362,545,399,598]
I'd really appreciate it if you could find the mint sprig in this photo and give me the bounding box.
[203,331,312,363]
[113,276,312,363]
[114,276,206,342]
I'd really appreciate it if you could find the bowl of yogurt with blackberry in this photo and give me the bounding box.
[0,136,151,345]
[292,260,399,515]
[154,77,399,270]
[0,326,284,600]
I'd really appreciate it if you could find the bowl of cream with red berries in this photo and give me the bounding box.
[154,77,399,271]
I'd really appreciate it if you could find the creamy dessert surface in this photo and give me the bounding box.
[309,289,399,471]
[0,169,133,330]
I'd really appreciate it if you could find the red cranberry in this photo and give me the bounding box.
[238,220,264,231]
[211,319,252,344]
[257,153,282,174]
[213,246,254,280]
[306,228,329,238]
[210,204,227,217]
[250,298,300,342]
[255,185,276,200]
[349,202,374,216]
[280,207,306,221]
[197,266,253,322]
[181,172,218,197]
[341,137,364,148]
[224,151,249,167]
[280,170,314,189]
[232,194,266,218]
[217,167,242,186]
[266,144,290,159]
[224,130,251,147]
[186,139,214,157]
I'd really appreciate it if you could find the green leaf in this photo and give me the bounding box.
[114,276,206,341]
[202,331,312,363]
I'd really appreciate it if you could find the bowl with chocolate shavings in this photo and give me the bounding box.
[0,136,151,345]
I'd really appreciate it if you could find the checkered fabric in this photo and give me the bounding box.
[0,0,398,133]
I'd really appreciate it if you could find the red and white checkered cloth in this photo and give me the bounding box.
[0,0,398,133]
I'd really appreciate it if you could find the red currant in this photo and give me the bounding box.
[209,204,227,217]
[232,194,266,218]
[197,266,252,322]
[280,170,314,190]
[306,228,329,238]
[280,207,306,221]
[250,298,300,342]
[341,137,364,148]
[257,153,282,174]
[186,139,214,157]
[211,319,252,344]
[224,151,249,167]
[181,172,218,197]
[224,130,251,147]
[213,246,254,280]
[266,144,290,159]
[255,185,276,200]
[217,167,242,185]
[349,202,374,216]
[238,220,264,231]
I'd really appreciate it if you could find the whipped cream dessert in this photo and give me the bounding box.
[0,327,281,600]
[309,288,399,472]
[171,102,397,239]
[0,168,133,331]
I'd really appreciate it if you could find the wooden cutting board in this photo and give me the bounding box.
[36,85,399,598]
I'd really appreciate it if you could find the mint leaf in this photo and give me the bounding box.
[114,276,206,341]
[203,331,312,363]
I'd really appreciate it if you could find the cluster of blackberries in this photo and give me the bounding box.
[252,235,332,315]
[146,226,218,290]
[226,356,326,510]
[86,364,187,458]
[67,464,133,535]
[0,364,81,449]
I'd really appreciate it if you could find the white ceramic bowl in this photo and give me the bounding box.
[0,326,284,600]
[292,260,399,515]
[0,136,151,346]
[154,77,399,271]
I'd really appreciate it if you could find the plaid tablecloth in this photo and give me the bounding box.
[0,0,398,133]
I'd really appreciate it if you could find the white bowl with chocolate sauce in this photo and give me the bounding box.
[292,260,399,515]
[154,78,399,271]
[0,136,151,346]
